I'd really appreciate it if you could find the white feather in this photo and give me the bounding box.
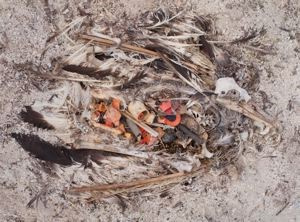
[213,134,234,147]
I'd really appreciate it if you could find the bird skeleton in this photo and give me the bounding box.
[12,8,279,203]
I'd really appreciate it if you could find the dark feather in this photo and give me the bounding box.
[118,71,147,89]
[11,133,131,166]
[94,53,113,61]
[152,8,168,24]
[232,28,266,44]
[62,64,112,80]
[170,60,193,80]
[145,44,175,58]
[68,148,130,165]
[145,58,167,72]
[177,124,204,145]
[20,106,55,130]
[11,133,73,165]
[195,15,212,32]
[152,47,192,79]
[156,51,205,93]
[198,36,215,59]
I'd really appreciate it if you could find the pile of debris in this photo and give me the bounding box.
[12,8,279,202]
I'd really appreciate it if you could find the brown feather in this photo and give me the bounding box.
[62,64,112,80]
[198,36,215,59]
[232,28,266,44]
[20,106,55,130]
[118,71,147,89]
[11,133,132,166]
[11,133,73,165]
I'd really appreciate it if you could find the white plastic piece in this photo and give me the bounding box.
[145,112,156,124]
[128,101,149,121]
[201,144,214,158]
[215,77,251,102]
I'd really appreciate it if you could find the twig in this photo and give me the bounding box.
[261,155,277,159]
[275,201,289,216]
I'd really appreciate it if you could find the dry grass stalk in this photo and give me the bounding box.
[216,97,275,128]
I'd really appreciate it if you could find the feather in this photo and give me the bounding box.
[62,64,112,79]
[198,35,215,59]
[232,28,266,44]
[20,106,55,130]
[146,9,183,29]
[118,71,147,89]
[212,134,234,147]
[11,133,73,165]
[177,124,204,145]
[145,58,167,71]
[11,133,133,166]
[157,52,205,93]
[95,52,113,61]
[195,15,212,32]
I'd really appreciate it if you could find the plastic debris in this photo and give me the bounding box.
[128,101,150,120]
[105,106,121,127]
[215,77,251,102]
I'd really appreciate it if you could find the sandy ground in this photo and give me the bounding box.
[0,0,299,221]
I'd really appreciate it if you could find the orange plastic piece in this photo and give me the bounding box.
[118,123,126,133]
[112,98,121,110]
[139,129,156,145]
[141,132,151,144]
[105,106,121,127]
[97,103,107,113]
[159,101,172,114]
[162,114,181,127]
[105,119,113,127]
